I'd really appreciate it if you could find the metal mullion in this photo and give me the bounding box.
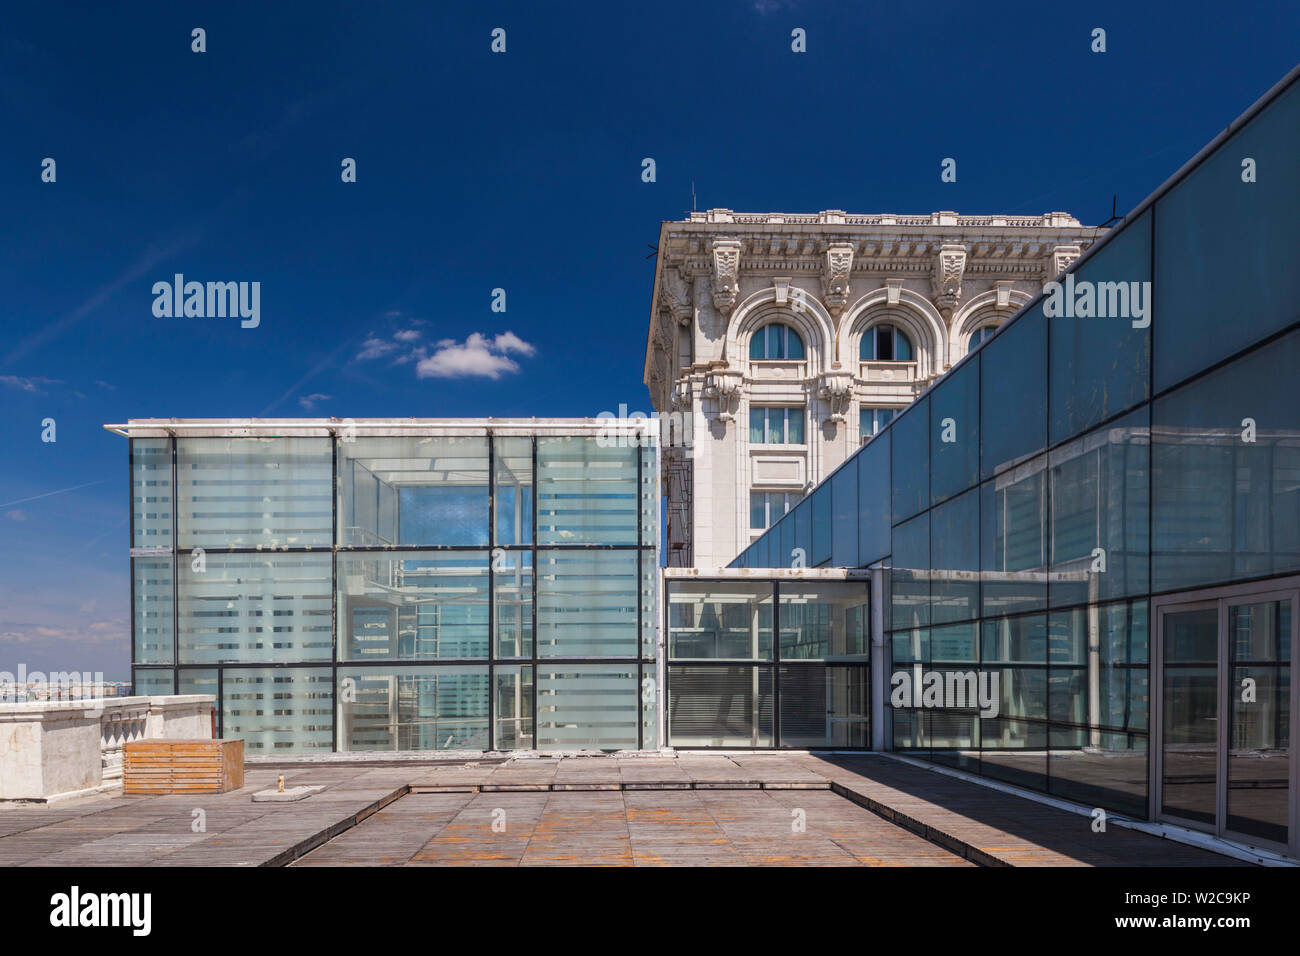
[773,580,781,747]
[171,437,179,696]
[487,431,495,752]
[331,437,338,753]
[531,435,538,748]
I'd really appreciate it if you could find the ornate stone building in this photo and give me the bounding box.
[644,208,1106,569]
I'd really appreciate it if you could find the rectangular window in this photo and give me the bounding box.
[223,666,333,753]
[668,580,773,661]
[536,663,639,750]
[131,438,172,550]
[859,406,896,442]
[749,490,802,530]
[750,406,805,445]
[536,549,640,657]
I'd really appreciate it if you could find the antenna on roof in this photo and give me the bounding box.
[1098,194,1122,228]
[691,180,697,212]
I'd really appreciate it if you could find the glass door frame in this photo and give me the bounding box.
[1151,578,1300,858]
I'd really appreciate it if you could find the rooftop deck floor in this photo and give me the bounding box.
[0,754,1257,867]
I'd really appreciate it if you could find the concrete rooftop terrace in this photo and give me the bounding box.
[0,754,1257,867]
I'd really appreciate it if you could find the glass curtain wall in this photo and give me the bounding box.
[131,430,658,754]
[732,70,1300,825]
[665,578,869,748]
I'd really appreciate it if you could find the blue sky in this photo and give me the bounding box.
[1,0,1296,679]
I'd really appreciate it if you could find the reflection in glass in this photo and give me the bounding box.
[1162,607,1219,827]
[1228,600,1291,844]
[223,667,333,752]
[495,664,534,750]
[668,580,772,660]
[337,666,488,752]
[337,552,489,660]
[131,438,172,549]
[779,581,870,660]
[494,551,533,658]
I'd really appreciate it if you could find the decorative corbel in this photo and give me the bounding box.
[817,372,855,424]
[1045,245,1081,282]
[701,369,743,423]
[932,244,967,320]
[711,239,741,316]
[822,243,854,318]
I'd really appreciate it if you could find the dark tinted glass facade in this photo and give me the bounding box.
[731,68,1300,852]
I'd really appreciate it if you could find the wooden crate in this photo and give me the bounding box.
[123,739,244,795]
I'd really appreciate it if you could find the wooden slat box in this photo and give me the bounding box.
[123,739,244,795]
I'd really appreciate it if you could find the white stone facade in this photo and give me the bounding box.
[644,209,1106,569]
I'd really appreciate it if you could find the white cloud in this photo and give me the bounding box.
[415,332,536,380]
[297,393,331,410]
[4,510,26,522]
[392,328,422,343]
[0,375,61,393]
[355,335,400,361]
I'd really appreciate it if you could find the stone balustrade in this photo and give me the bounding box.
[0,695,215,802]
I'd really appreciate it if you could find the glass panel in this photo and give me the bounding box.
[668,580,772,660]
[337,436,489,547]
[890,512,929,630]
[494,551,533,659]
[1049,210,1152,443]
[930,357,980,504]
[767,408,783,444]
[857,429,891,565]
[981,462,1047,617]
[749,407,764,444]
[1049,727,1148,818]
[495,664,534,750]
[337,551,489,660]
[930,488,979,625]
[1152,327,1300,592]
[494,437,533,546]
[980,305,1047,479]
[779,581,870,661]
[177,668,217,700]
[891,396,929,524]
[1161,607,1219,827]
[779,663,827,747]
[1154,80,1300,391]
[811,486,830,564]
[337,666,489,752]
[223,667,333,753]
[896,329,913,362]
[179,552,332,664]
[536,549,639,657]
[980,717,1047,791]
[1227,600,1290,844]
[639,552,657,659]
[131,438,172,550]
[132,668,174,695]
[778,510,794,568]
[830,460,859,568]
[536,663,639,750]
[786,327,804,360]
[639,442,658,548]
[177,437,332,549]
[787,408,805,445]
[641,662,659,749]
[537,437,637,545]
[667,665,774,747]
[133,557,174,664]
[828,664,870,747]
[1049,406,1150,607]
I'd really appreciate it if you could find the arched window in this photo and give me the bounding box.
[973,323,1000,347]
[749,323,805,360]
[860,324,913,362]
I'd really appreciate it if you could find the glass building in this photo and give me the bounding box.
[116,420,660,754]
[731,65,1300,856]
